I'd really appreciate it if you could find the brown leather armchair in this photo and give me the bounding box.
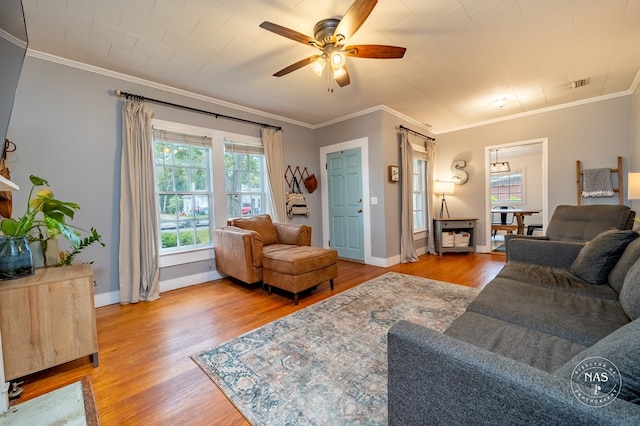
[214,214,311,284]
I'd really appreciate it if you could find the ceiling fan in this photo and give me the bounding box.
[259,0,406,90]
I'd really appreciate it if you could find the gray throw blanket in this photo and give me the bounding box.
[582,168,614,197]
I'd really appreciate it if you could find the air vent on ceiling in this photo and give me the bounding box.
[571,78,589,89]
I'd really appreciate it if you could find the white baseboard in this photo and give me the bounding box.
[94,270,223,308]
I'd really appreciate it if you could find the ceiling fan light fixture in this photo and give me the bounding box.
[311,57,326,76]
[330,51,345,69]
[333,67,346,78]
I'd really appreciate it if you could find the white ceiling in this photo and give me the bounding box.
[19,0,640,133]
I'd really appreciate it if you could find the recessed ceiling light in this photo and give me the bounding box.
[493,97,510,109]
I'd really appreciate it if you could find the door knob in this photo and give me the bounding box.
[357,209,363,213]
[357,198,362,203]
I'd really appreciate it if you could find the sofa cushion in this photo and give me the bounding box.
[546,204,634,241]
[498,261,619,300]
[554,318,640,404]
[609,238,640,294]
[620,258,640,320]
[467,278,631,346]
[231,214,278,245]
[445,312,588,373]
[569,229,638,284]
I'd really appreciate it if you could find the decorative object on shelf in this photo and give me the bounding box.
[0,235,33,280]
[450,159,468,185]
[286,177,310,217]
[434,181,455,219]
[490,149,510,173]
[389,165,399,182]
[0,175,104,273]
[0,139,16,218]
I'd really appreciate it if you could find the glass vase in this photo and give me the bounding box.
[0,236,34,280]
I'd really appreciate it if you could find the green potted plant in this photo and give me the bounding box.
[0,175,104,280]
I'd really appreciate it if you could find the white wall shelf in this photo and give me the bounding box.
[0,175,18,192]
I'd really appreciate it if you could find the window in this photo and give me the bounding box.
[224,138,269,218]
[491,170,524,204]
[153,128,213,252]
[413,157,427,233]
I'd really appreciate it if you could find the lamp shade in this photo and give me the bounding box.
[628,172,640,200]
[434,181,455,195]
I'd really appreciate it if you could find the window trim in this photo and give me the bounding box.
[152,121,215,255]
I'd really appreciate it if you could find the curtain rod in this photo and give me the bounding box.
[398,125,435,141]
[113,89,282,131]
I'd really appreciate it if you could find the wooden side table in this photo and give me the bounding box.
[433,218,478,256]
[0,264,98,380]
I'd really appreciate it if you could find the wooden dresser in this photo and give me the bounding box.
[0,264,98,381]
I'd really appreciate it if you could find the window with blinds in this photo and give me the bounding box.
[153,128,213,251]
[223,138,269,218]
[412,145,428,233]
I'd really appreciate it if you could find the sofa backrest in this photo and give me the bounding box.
[228,214,278,245]
[546,205,635,242]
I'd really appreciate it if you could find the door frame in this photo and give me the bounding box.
[484,137,549,252]
[320,137,373,265]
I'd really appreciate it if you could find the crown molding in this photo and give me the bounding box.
[437,85,638,135]
[25,49,640,136]
[26,49,315,130]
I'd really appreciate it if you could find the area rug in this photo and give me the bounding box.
[192,272,479,425]
[0,376,98,426]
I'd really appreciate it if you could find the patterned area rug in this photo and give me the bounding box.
[192,272,480,425]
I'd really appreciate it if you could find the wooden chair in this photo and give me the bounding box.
[491,206,518,238]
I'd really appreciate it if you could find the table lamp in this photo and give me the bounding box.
[628,172,640,200]
[434,181,455,218]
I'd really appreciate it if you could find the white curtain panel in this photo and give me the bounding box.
[425,139,436,255]
[400,131,419,262]
[119,99,160,303]
[262,127,286,222]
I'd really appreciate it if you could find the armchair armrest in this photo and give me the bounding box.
[388,321,640,425]
[274,223,311,246]
[506,238,584,268]
[213,226,264,284]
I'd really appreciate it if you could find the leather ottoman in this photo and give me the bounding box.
[263,246,338,305]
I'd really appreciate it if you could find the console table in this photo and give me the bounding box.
[0,264,98,380]
[433,218,478,256]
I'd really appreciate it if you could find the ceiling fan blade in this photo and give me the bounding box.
[259,21,316,46]
[344,44,406,59]
[333,0,378,41]
[334,65,351,87]
[273,55,322,77]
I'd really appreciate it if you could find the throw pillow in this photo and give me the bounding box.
[609,238,640,293]
[569,229,638,284]
[232,214,278,245]
[620,258,640,320]
[553,318,640,404]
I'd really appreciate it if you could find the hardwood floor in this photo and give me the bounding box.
[12,252,505,425]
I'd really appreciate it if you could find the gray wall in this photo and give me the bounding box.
[436,96,633,248]
[314,109,434,263]
[6,55,317,302]
[6,54,638,302]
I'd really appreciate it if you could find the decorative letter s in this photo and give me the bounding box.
[451,159,468,185]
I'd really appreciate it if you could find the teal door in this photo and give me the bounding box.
[327,148,364,261]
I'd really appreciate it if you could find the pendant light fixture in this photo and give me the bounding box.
[491,149,511,173]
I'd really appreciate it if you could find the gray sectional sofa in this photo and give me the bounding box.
[388,227,640,425]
